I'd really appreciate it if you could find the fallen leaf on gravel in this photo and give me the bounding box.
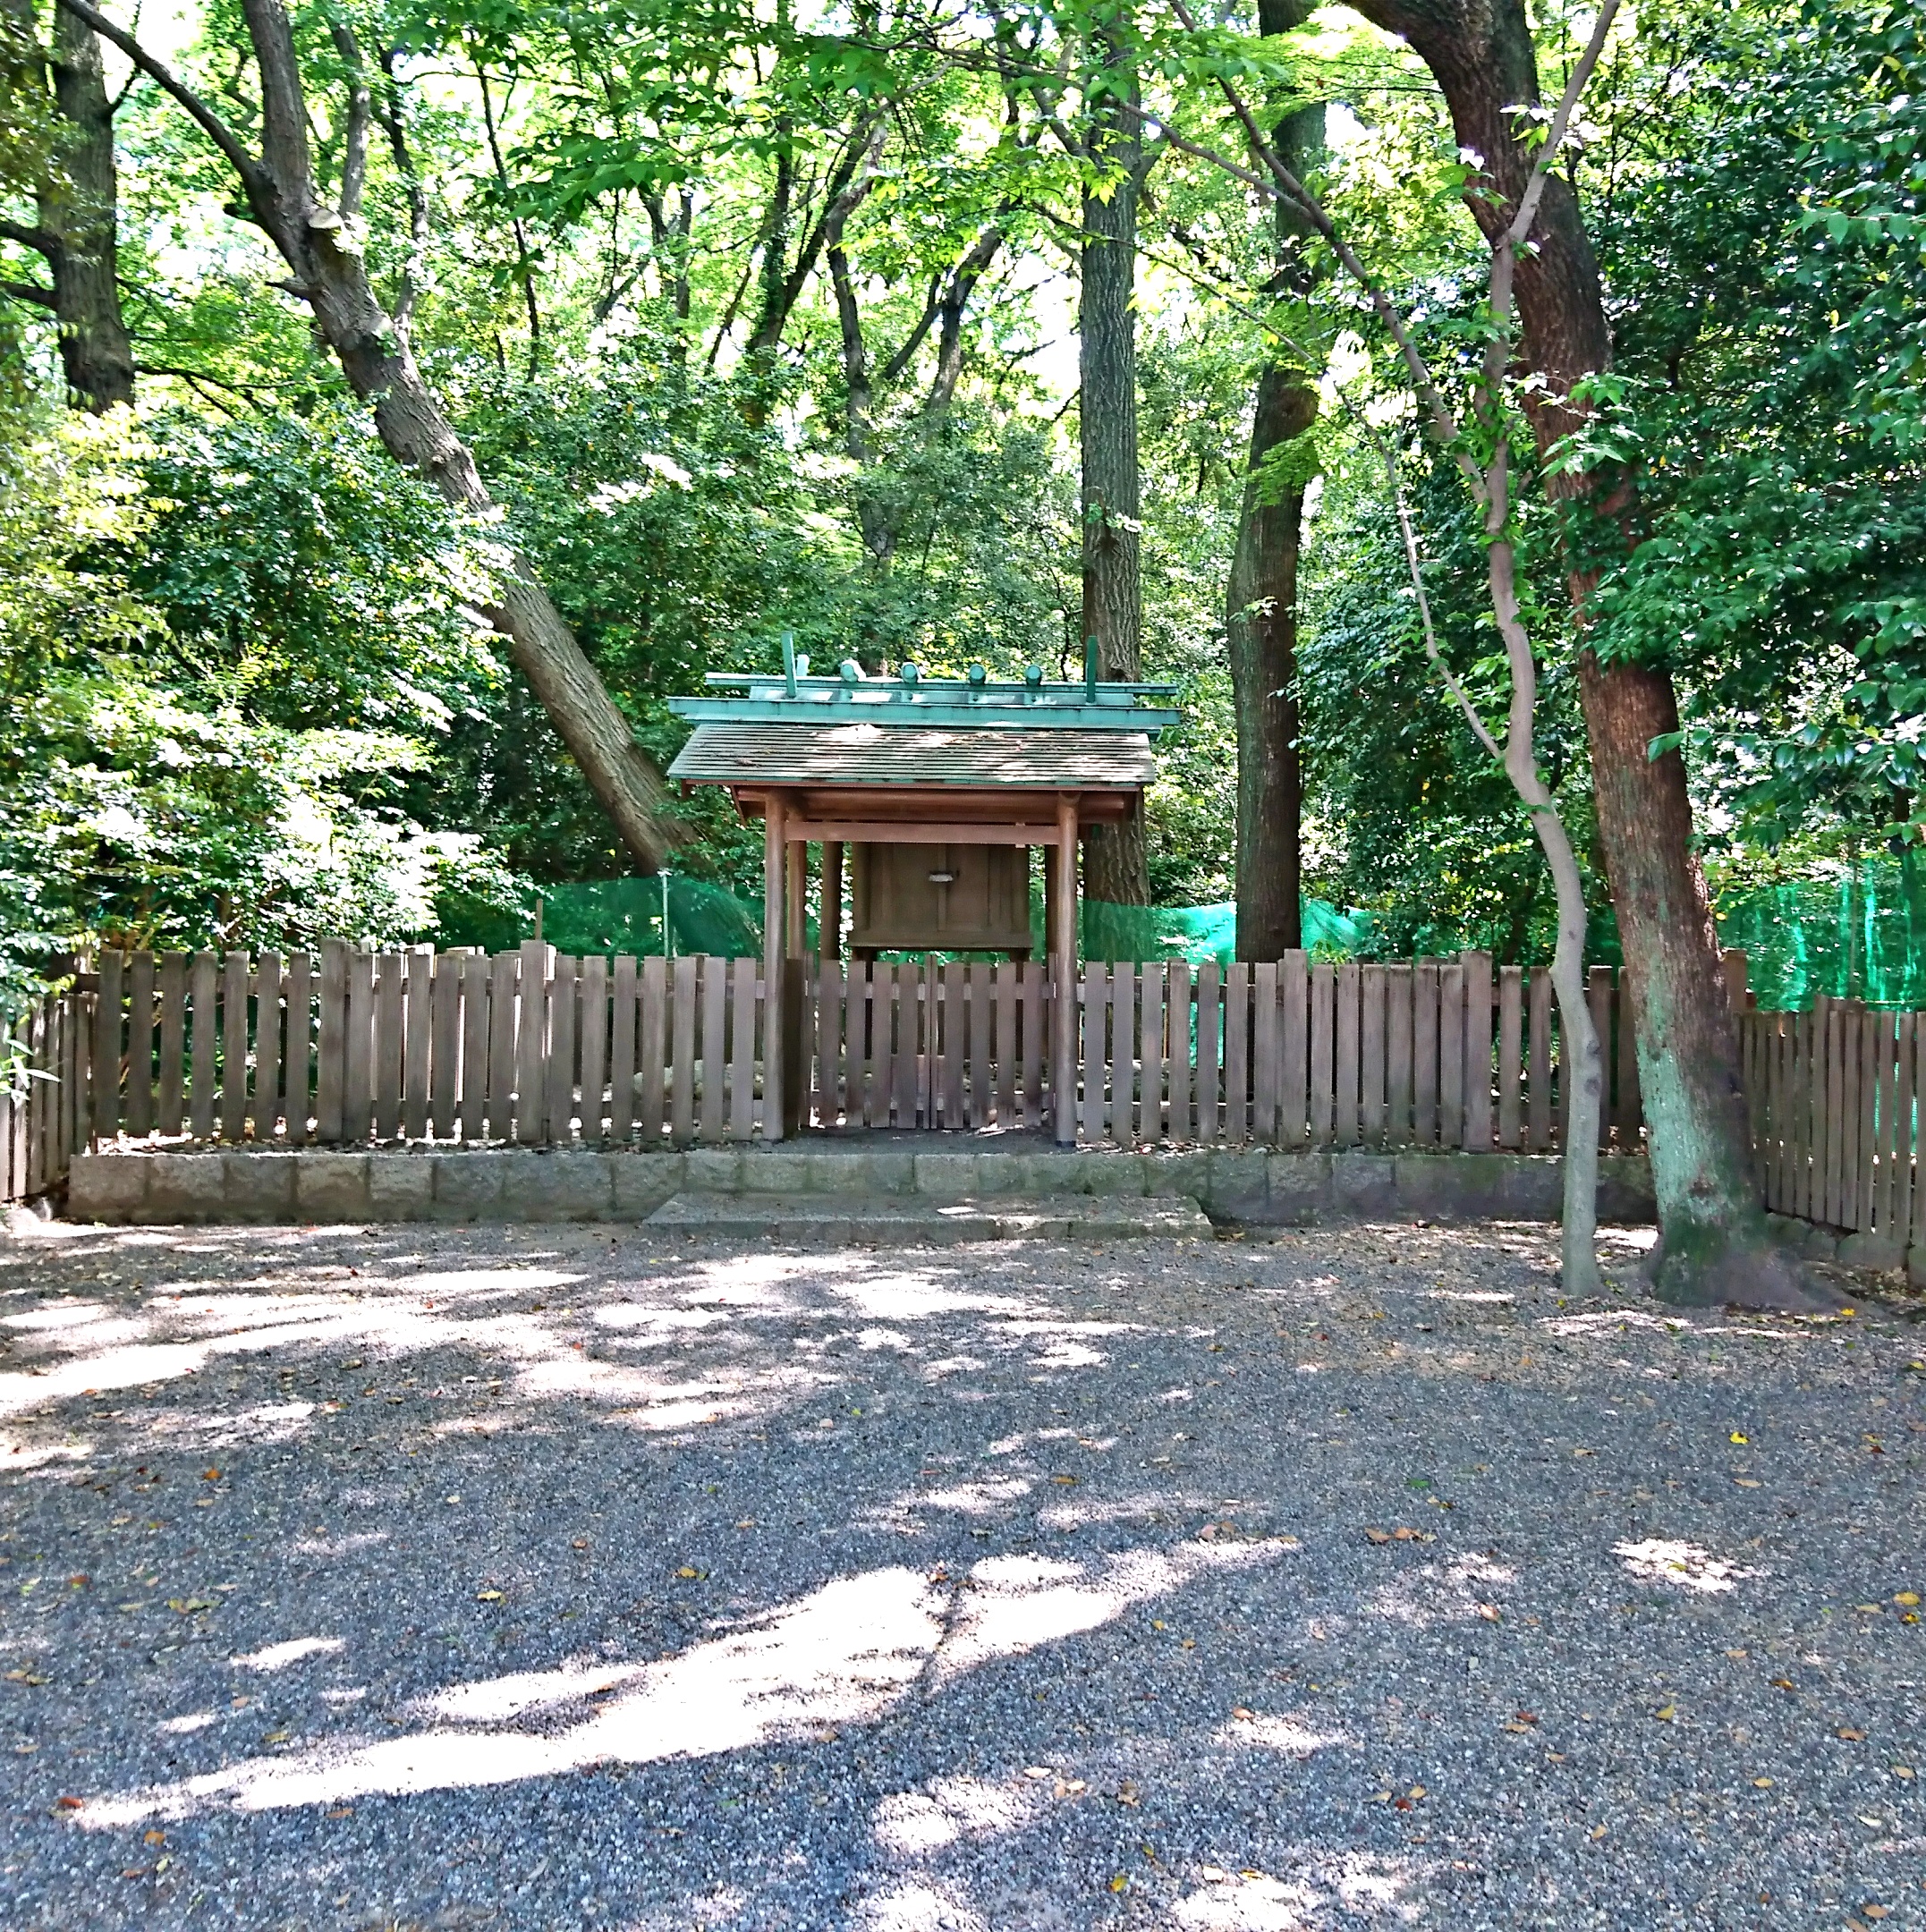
[121,1868,147,1880]
[4,1670,47,1685]
[1475,1604,1501,1623]
[1855,1604,1883,1614]
[1654,1705,1676,1721]
[1408,1784,1427,1800]
[165,1599,213,1615]
[1735,1479,1762,1488]
[1023,1767,1053,1781]
[143,1831,164,1845]
[1896,1593,1920,1607]
[1053,1778,1086,1798]
[1573,1448,1595,1458]
[327,1808,352,1818]
[1892,1766,1915,1780]
[1863,1904,1890,1920]
[675,1566,707,1580]
[1839,1727,1868,1741]
[55,1795,82,1809]
[1502,1722,1533,1734]
[1364,1530,1392,1545]
[1051,1475,1077,1486]
[202,1469,220,1481]
[1116,1781,1141,1806]
[815,1729,839,1743]
[1107,1876,1128,1894]
[1370,1789,1394,1801]
[1589,1825,1608,1841]
[1232,1707,1255,1722]
[1181,1638,1198,1650]
[262,1730,290,1744]
[1729,1433,1749,1445]
[475,1589,504,1603]
[1753,1776,1775,1788]
[1771,1677,1795,1691]
[1726,1648,1749,1659]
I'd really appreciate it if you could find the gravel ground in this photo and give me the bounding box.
[0,1213,1922,1932]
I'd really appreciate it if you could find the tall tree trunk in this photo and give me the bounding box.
[1348,0,1810,1305]
[1080,4,1150,906]
[0,0,135,409]
[1229,0,1320,960]
[45,8,132,409]
[60,0,685,871]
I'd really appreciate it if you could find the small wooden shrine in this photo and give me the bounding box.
[666,640,1179,1139]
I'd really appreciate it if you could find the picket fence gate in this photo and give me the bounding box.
[4,941,1662,1207]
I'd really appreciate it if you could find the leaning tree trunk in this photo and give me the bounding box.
[1229,5,1321,959]
[1079,5,1150,907]
[44,9,132,410]
[1348,0,1810,1306]
[201,0,684,870]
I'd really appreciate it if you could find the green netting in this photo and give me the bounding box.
[1713,855,1926,1010]
[533,876,763,958]
[1079,898,1370,965]
[472,879,1368,967]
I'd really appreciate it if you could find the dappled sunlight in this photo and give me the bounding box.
[1213,1713,1349,1757]
[1174,1851,1428,1930]
[1541,1308,1677,1337]
[870,1775,1031,1857]
[853,1877,990,1932]
[72,1534,1296,1826]
[231,1637,344,1671]
[1614,1537,1761,1596]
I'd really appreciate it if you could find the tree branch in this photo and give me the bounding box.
[329,21,371,220]
[54,0,262,192]
[1,281,57,308]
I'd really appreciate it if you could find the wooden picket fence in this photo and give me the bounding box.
[1741,995,1922,1242]
[4,942,1659,1204]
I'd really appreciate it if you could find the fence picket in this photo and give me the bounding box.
[1873,1011,1898,1235]
[1110,963,1137,1145]
[429,953,461,1141]
[938,962,963,1130]
[580,954,609,1144]
[92,951,123,1145]
[1309,962,1334,1148]
[730,956,757,1140]
[1857,1006,1879,1231]
[1526,968,1553,1152]
[315,943,346,1143]
[1496,966,1522,1150]
[287,950,314,1142]
[372,953,404,1143]
[895,963,923,1128]
[1196,962,1221,1143]
[1252,962,1278,1147]
[639,955,667,1145]
[1360,965,1387,1149]
[1462,952,1493,1150]
[396,949,428,1141]
[188,951,217,1140]
[254,951,284,1141]
[513,943,549,1146]
[1167,962,1192,1142]
[1021,962,1046,1131]
[1218,964,1245,1146]
[1386,964,1413,1148]
[1081,963,1105,1143]
[458,953,488,1143]
[1139,962,1167,1144]
[863,965,889,1129]
[1334,962,1359,1149]
[697,954,726,1143]
[1892,1013,1913,1241]
[669,957,698,1145]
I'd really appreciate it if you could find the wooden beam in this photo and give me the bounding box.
[763,792,786,1142]
[777,819,1067,846]
[1052,793,1080,1146]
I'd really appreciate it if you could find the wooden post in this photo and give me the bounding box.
[820,841,844,961]
[763,793,786,1142]
[1721,946,1750,1012]
[1051,795,1080,1144]
[785,839,808,957]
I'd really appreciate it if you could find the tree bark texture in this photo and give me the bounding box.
[1229,1,1321,959]
[62,0,683,869]
[1347,0,1783,1301]
[0,0,135,409]
[1227,360,1312,958]
[1080,13,1150,906]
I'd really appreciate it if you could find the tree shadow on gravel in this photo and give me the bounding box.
[0,1220,1918,1931]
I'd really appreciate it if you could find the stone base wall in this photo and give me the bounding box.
[63,1143,1658,1230]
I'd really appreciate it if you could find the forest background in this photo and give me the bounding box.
[0,0,1921,1030]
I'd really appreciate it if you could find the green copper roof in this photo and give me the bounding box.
[666,640,1182,735]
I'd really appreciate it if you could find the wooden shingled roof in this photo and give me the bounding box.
[667,721,1158,789]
